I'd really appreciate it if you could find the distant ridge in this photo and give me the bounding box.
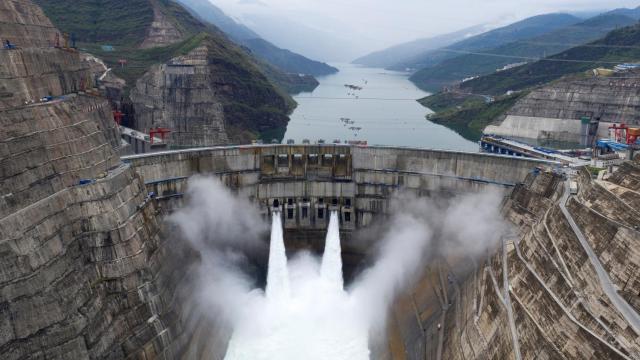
[460,21,640,95]
[177,0,338,77]
[352,24,488,69]
[391,13,582,72]
[409,11,639,91]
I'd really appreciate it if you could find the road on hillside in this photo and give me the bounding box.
[560,180,640,333]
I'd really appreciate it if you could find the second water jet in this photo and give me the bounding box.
[321,211,344,290]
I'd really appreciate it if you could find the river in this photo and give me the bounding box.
[283,63,477,152]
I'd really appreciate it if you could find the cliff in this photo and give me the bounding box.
[387,167,640,359]
[130,37,292,146]
[35,0,296,147]
[0,1,197,358]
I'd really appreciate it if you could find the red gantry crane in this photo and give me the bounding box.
[149,127,171,144]
[609,123,640,144]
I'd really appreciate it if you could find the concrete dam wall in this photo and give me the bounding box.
[124,145,556,231]
[125,145,558,289]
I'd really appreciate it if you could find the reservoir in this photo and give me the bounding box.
[283,63,477,152]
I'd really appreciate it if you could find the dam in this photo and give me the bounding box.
[2,1,640,359]
[124,144,554,221]
[123,145,556,274]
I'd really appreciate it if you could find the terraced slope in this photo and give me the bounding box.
[0,1,194,358]
[34,0,296,144]
[387,166,640,359]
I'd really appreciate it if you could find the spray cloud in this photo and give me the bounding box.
[170,177,507,358]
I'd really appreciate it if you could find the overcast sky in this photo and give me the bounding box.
[210,0,640,60]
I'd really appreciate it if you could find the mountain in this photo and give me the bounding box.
[409,12,638,92]
[352,24,487,69]
[177,0,337,77]
[239,12,360,62]
[393,13,582,72]
[176,0,260,41]
[608,6,640,19]
[240,38,338,76]
[34,0,295,144]
[460,22,640,96]
[419,21,640,142]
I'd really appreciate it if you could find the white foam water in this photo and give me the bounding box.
[224,210,370,360]
[321,211,344,290]
[265,212,290,301]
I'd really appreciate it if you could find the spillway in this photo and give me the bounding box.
[321,211,344,290]
[265,212,290,301]
[224,209,369,360]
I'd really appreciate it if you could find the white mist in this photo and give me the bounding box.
[171,177,506,359]
[224,211,369,360]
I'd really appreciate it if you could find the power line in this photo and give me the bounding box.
[431,48,638,64]
[295,96,420,101]
[512,40,640,50]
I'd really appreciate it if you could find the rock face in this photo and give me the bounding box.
[0,49,94,110]
[386,167,640,359]
[140,2,184,49]
[0,0,58,48]
[0,0,91,110]
[131,41,292,146]
[32,0,296,147]
[486,74,640,142]
[131,46,229,147]
[0,1,192,358]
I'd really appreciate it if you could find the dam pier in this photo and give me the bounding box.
[124,144,557,229]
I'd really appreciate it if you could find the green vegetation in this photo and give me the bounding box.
[418,92,484,112]
[82,33,207,93]
[36,0,299,142]
[178,0,337,77]
[34,0,154,46]
[37,0,215,88]
[424,93,526,141]
[36,0,304,95]
[258,126,288,143]
[394,13,581,72]
[409,13,637,92]
[241,38,337,77]
[586,165,606,176]
[260,63,319,94]
[416,19,640,143]
[461,23,640,95]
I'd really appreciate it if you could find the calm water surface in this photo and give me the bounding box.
[283,63,477,152]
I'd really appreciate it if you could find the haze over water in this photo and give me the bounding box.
[283,63,478,151]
